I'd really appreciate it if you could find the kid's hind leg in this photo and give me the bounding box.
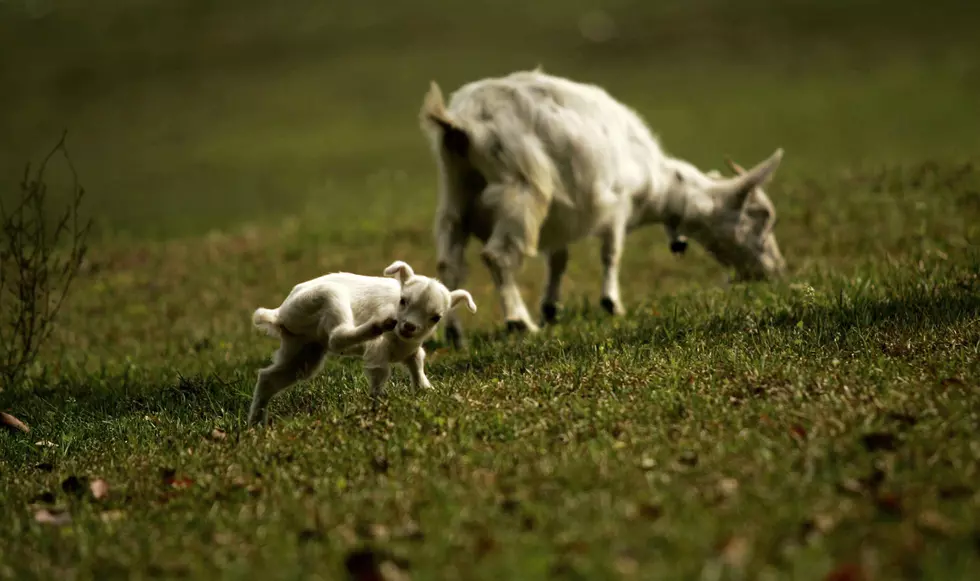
[248,337,327,426]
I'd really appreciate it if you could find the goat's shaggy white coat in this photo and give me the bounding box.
[247,260,477,425]
[420,69,787,347]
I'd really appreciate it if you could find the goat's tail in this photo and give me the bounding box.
[252,307,282,337]
[420,81,469,157]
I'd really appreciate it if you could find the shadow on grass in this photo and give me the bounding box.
[2,269,976,433]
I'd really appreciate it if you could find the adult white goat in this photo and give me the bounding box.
[247,260,477,426]
[420,69,787,348]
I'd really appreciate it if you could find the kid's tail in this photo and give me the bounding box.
[252,307,282,337]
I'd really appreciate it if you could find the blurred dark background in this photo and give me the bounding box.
[1,0,978,239]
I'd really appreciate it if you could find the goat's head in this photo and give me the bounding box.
[669,148,787,282]
[384,261,477,341]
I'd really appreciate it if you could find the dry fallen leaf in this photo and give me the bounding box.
[34,508,72,526]
[718,535,752,568]
[917,510,955,536]
[614,555,639,576]
[35,440,56,448]
[1,412,30,433]
[99,510,126,523]
[89,479,110,500]
[717,478,740,498]
[824,562,867,581]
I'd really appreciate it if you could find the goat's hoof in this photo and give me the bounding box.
[599,297,623,316]
[505,320,537,334]
[670,239,688,255]
[541,303,559,325]
[445,326,467,350]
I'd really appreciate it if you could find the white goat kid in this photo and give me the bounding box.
[247,260,477,426]
[420,69,787,348]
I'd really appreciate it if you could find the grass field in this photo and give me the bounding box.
[2,1,980,579]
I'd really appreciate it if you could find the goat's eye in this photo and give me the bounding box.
[399,297,407,307]
[430,314,442,323]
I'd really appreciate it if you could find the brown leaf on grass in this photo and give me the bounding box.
[34,508,72,526]
[940,377,965,389]
[161,468,193,489]
[99,510,126,523]
[209,428,227,441]
[624,501,663,521]
[717,478,740,498]
[35,440,56,447]
[677,451,699,467]
[824,563,867,581]
[939,484,973,499]
[1,412,30,433]
[718,535,751,568]
[789,424,808,440]
[917,510,955,536]
[474,531,498,559]
[357,523,390,542]
[614,555,639,576]
[801,513,837,540]
[392,520,424,542]
[89,479,110,500]
[370,456,389,474]
[874,492,903,516]
[885,412,918,428]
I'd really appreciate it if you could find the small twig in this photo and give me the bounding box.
[0,130,92,391]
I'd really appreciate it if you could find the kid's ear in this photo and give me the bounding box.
[449,289,477,314]
[383,260,415,285]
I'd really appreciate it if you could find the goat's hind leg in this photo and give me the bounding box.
[248,337,327,426]
[481,183,547,334]
[436,218,470,350]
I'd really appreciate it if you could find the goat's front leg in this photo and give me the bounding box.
[364,364,392,397]
[403,347,432,391]
[327,316,396,353]
[599,222,626,316]
[435,217,469,350]
[541,247,569,325]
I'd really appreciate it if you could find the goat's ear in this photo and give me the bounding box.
[383,261,415,284]
[715,148,783,211]
[449,289,477,314]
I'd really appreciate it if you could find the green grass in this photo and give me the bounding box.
[2,1,980,579]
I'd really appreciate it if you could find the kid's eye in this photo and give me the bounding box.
[399,297,407,307]
[430,314,442,323]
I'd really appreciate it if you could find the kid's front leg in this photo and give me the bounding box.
[404,348,433,391]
